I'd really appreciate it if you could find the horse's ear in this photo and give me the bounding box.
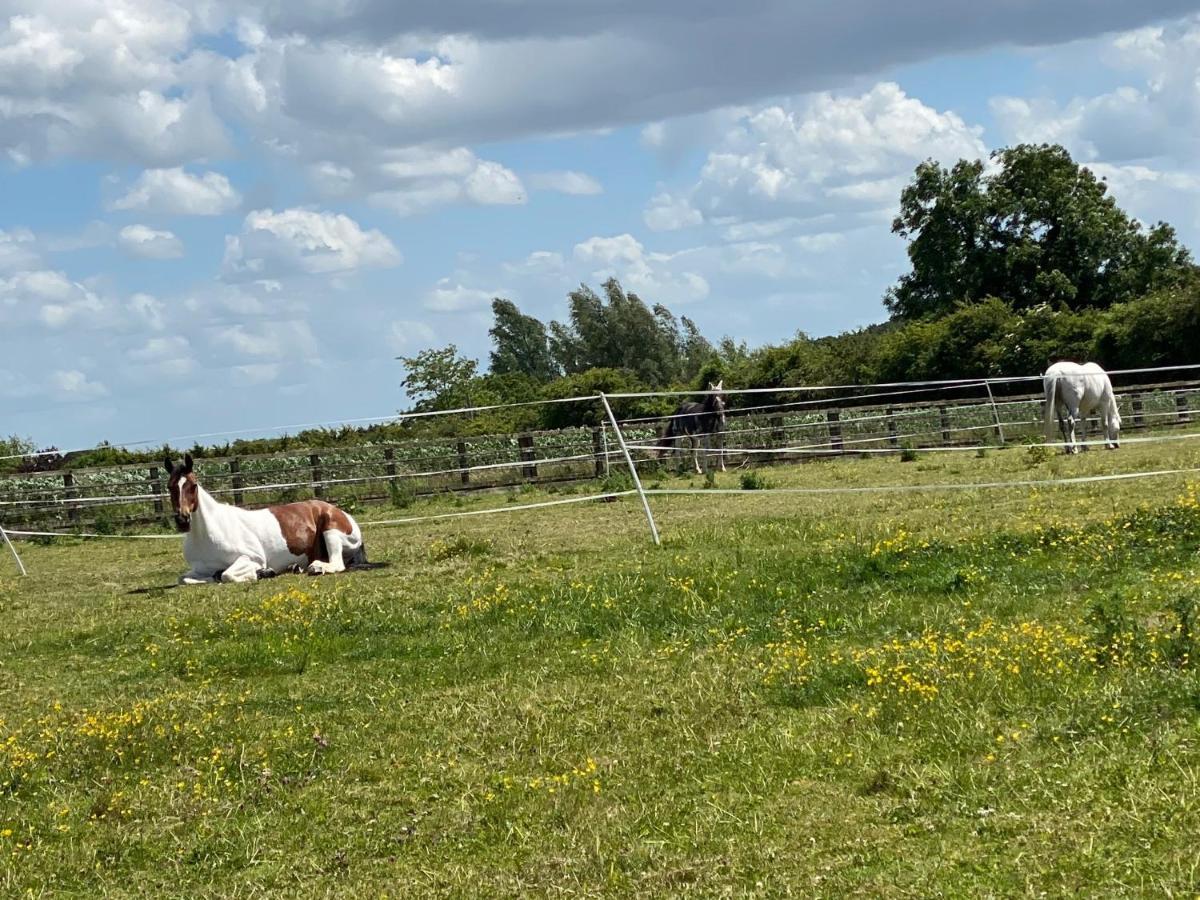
[163,454,174,474]
[183,453,194,473]
[714,379,723,391]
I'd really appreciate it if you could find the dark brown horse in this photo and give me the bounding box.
[658,381,727,474]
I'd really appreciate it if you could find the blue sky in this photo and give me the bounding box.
[3,1,1200,450]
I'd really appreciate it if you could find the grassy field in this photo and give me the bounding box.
[3,439,1200,897]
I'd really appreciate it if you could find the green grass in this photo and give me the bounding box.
[3,440,1200,896]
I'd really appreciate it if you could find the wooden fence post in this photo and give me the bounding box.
[310,453,324,498]
[63,471,79,524]
[456,441,470,485]
[886,407,899,447]
[769,416,784,444]
[1130,393,1145,429]
[229,457,243,506]
[938,405,952,445]
[1176,392,1191,425]
[384,447,396,480]
[149,466,163,516]
[592,427,605,477]
[827,410,843,453]
[518,434,537,479]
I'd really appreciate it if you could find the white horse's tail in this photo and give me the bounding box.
[1043,373,1059,440]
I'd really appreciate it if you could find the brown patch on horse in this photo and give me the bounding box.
[268,500,354,563]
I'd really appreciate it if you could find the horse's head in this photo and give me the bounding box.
[708,380,727,428]
[165,452,198,532]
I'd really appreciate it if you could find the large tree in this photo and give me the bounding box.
[488,298,558,381]
[396,344,479,411]
[886,143,1195,320]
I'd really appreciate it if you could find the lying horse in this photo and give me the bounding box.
[1043,361,1121,453]
[658,381,727,475]
[166,453,367,584]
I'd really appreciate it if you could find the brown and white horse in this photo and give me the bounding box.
[166,453,367,584]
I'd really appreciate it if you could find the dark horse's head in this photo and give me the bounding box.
[706,380,727,428]
[164,453,197,533]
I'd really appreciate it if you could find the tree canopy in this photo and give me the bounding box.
[886,143,1195,319]
[491,279,715,388]
[396,345,479,412]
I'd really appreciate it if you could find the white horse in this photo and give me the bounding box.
[1043,361,1121,453]
[165,454,367,584]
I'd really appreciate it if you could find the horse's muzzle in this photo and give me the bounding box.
[174,513,191,533]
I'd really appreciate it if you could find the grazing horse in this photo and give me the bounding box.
[658,381,728,475]
[165,453,367,584]
[1043,361,1121,453]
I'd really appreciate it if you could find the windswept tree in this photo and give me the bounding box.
[886,143,1195,319]
[488,298,558,381]
[547,278,707,386]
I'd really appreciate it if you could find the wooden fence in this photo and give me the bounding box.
[3,378,1198,535]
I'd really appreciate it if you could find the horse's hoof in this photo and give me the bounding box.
[256,567,278,579]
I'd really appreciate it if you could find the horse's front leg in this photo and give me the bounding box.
[692,436,703,475]
[716,431,726,472]
[219,555,262,583]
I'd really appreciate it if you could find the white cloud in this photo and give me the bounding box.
[362,148,526,215]
[503,250,565,277]
[0,4,229,164]
[127,292,166,330]
[719,242,787,278]
[528,170,602,195]
[232,363,280,384]
[220,1,1185,152]
[988,18,1200,238]
[213,321,319,368]
[222,208,402,280]
[50,369,108,400]
[653,84,986,229]
[992,17,1200,166]
[0,228,39,271]
[573,233,709,305]
[128,335,194,376]
[0,269,104,328]
[388,319,437,352]
[644,192,704,232]
[118,224,184,259]
[112,168,242,215]
[424,279,500,312]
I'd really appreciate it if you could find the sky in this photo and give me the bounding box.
[3,1,1200,451]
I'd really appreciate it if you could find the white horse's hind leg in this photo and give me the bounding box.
[1063,408,1081,454]
[220,555,261,583]
[307,530,349,575]
[180,570,215,585]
